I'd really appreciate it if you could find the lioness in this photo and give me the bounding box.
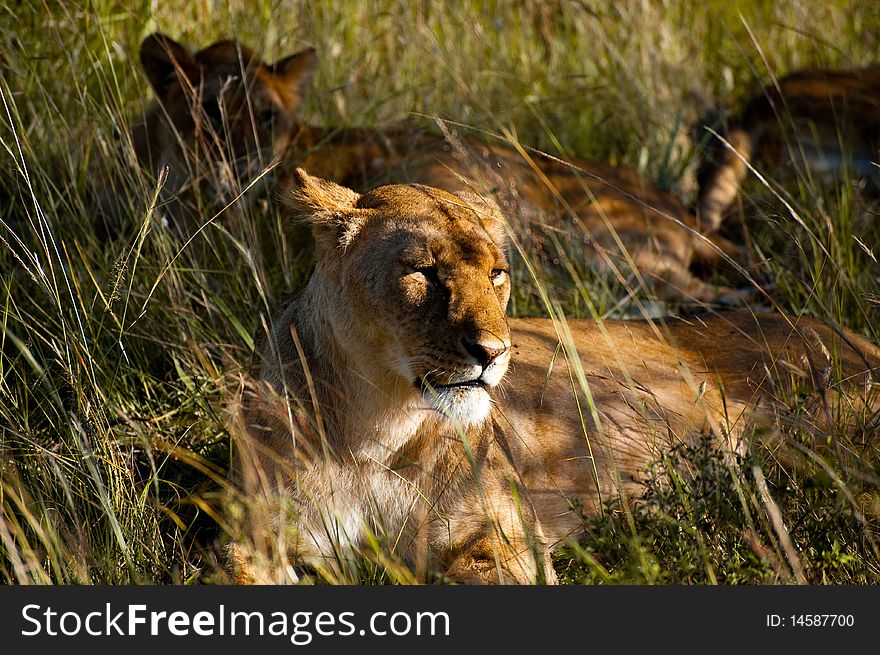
[128,33,316,225]
[132,33,741,303]
[230,169,879,584]
[697,65,880,230]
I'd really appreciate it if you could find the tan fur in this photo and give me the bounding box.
[133,33,741,302]
[698,65,880,229]
[230,171,880,584]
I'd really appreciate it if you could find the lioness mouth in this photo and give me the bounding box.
[417,378,486,392]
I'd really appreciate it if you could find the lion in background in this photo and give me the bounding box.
[125,32,744,304]
[228,169,879,584]
[696,65,880,230]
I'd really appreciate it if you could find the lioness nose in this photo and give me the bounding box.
[462,337,509,368]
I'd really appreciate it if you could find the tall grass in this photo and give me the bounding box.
[0,0,878,583]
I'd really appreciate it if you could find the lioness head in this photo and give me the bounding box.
[286,168,512,426]
[136,33,316,197]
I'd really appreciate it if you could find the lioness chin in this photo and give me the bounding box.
[126,32,742,303]
[229,168,879,584]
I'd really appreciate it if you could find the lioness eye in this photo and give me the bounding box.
[491,269,508,285]
[410,266,441,287]
[258,109,275,126]
[202,100,224,126]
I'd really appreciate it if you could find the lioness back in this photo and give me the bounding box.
[503,311,879,543]
[697,65,880,230]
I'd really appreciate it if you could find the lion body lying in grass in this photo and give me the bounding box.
[697,65,880,230]
[131,33,741,303]
[229,169,879,584]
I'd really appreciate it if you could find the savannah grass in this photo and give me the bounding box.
[0,0,878,584]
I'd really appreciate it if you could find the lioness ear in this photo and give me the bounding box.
[454,190,508,247]
[284,168,369,251]
[271,47,317,106]
[140,32,198,98]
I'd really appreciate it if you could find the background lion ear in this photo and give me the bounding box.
[140,32,198,98]
[271,47,317,107]
[454,190,508,247]
[283,168,368,251]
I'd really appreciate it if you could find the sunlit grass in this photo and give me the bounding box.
[0,0,878,584]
